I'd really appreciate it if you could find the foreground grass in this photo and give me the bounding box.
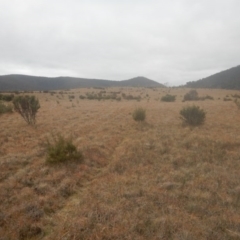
[0,88,240,239]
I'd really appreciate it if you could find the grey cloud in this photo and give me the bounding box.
[0,0,240,85]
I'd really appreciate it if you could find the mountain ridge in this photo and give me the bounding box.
[0,75,164,91]
[185,65,240,89]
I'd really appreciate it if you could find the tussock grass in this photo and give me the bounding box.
[1,88,240,239]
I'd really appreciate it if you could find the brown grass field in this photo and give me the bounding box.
[1,87,240,239]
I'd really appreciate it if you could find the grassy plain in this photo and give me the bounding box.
[1,87,240,239]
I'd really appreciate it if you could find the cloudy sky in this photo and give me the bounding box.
[0,0,240,85]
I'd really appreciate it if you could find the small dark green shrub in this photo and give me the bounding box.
[183,90,199,101]
[180,105,206,126]
[161,94,176,102]
[13,95,40,125]
[0,102,13,114]
[132,107,146,122]
[223,97,232,101]
[46,134,83,164]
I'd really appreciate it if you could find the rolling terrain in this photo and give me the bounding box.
[0,87,240,239]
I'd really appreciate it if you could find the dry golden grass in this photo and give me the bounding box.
[1,87,240,239]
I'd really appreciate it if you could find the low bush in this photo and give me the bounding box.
[13,95,40,125]
[0,102,13,114]
[161,94,176,102]
[183,90,199,101]
[132,107,146,122]
[46,134,83,164]
[180,105,206,126]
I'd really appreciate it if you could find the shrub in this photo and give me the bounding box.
[161,94,176,102]
[0,102,13,114]
[180,105,206,126]
[132,107,146,122]
[13,95,40,125]
[46,134,83,164]
[183,90,199,101]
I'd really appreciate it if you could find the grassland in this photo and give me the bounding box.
[1,87,240,239]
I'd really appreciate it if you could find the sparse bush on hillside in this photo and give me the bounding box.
[183,90,199,101]
[46,134,83,164]
[13,95,40,125]
[0,102,13,114]
[180,105,206,126]
[161,94,176,102]
[132,107,146,122]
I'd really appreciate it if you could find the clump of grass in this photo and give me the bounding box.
[180,105,206,126]
[161,94,176,102]
[46,134,83,164]
[0,102,13,114]
[132,107,146,122]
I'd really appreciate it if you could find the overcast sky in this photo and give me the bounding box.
[0,0,239,85]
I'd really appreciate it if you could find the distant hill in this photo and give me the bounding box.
[185,65,240,89]
[0,75,164,91]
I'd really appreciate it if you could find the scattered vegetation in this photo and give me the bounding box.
[132,107,146,122]
[46,134,83,164]
[2,88,240,239]
[13,95,40,125]
[180,105,206,126]
[183,90,214,101]
[161,94,176,102]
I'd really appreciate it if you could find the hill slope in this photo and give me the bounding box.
[185,65,240,89]
[0,75,164,91]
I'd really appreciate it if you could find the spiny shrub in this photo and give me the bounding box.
[0,102,13,114]
[180,105,206,126]
[13,95,40,125]
[161,94,176,102]
[183,90,199,101]
[132,107,146,122]
[46,134,83,164]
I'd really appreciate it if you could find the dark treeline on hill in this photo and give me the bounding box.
[185,65,240,90]
[0,75,164,91]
